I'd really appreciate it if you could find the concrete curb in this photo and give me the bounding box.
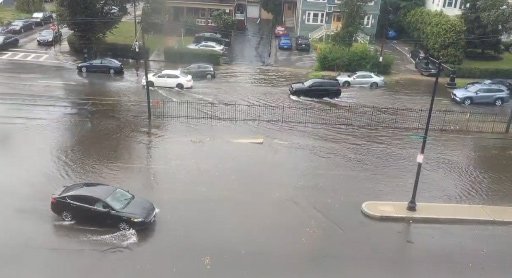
[361,201,512,224]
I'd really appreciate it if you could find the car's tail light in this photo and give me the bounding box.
[51,196,57,204]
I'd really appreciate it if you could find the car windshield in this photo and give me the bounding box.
[12,22,23,26]
[466,86,480,92]
[105,188,134,210]
[0,37,4,43]
[180,73,188,78]
[303,80,314,87]
[32,13,43,17]
[41,30,53,36]
[347,73,356,77]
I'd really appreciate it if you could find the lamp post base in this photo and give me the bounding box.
[406,200,417,212]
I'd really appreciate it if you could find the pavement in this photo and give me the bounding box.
[362,202,512,224]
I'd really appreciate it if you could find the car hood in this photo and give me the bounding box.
[452,88,472,97]
[290,83,305,89]
[119,196,155,219]
[37,35,53,40]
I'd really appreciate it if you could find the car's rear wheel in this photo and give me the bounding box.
[370,82,378,89]
[118,222,131,231]
[62,211,73,221]
[206,74,212,80]
[109,68,115,75]
[176,83,184,90]
[147,81,154,87]
[495,98,503,106]
[463,98,472,106]
[342,81,350,88]
[81,67,87,73]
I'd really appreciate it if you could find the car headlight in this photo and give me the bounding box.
[131,218,144,222]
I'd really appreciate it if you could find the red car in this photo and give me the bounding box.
[274,25,288,37]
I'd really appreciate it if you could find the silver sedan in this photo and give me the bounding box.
[336,71,385,89]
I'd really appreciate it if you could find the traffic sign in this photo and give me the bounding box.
[50,24,57,31]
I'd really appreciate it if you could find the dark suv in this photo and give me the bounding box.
[180,63,216,80]
[295,35,311,51]
[289,79,341,99]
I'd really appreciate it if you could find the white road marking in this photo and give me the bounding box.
[10,49,48,53]
[39,55,47,61]
[38,81,77,85]
[231,138,264,144]
[13,53,24,59]
[0,52,12,58]
[26,54,36,60]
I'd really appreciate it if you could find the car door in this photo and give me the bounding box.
[474,88,489,103]
[99,59,112,73]
[306,82,325,97]
[357,74,373,86]
[167,74,180,88]
[154,73,168,87]
[87,59,101,72]
[186,65,198,78]
[66,195,95,221]
[90,198,112,225]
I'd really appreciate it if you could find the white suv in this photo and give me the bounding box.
[143,70,193,90]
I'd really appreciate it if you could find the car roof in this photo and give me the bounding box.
[472,83,507,89]
[355,71,374,75]
[188,63,213,67]
[161,70,182,74]
[309,78,338,82]
[60,183,116,200]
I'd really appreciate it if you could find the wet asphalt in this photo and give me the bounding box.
[0,22,512,278]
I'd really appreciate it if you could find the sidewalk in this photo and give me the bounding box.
[362,201,512,224]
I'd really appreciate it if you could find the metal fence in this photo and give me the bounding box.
[149,99,511,133]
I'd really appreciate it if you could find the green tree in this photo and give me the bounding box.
[261,0,283,24]
[404,8,465,64]
[15,0,44,14]
[377,0,423,36]
[56,0,129,52]
[211,10,235,37]
[462,0,512,54]
[332,0,369,47]
[141,0,167,34]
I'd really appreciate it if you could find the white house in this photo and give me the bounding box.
[425,0,512,16]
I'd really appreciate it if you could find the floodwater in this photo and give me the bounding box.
[1,53,512,276]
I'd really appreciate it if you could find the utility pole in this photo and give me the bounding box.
[141,26,152,122]
[133,0,137,39]
[406,58,443,211]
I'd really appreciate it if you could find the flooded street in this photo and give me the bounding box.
[1,54,512,277]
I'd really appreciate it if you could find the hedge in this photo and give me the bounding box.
[452,66,512,79]
[316,43,394,74]
[67,34,148,60]
[163,47,221,65]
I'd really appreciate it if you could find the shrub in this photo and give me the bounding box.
[67,34,148,59]
[316,43,394,74]
[452,66,512,79]
[502,41,512,53]
[163,47,221,65]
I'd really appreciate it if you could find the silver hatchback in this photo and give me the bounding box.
[336,71,385,89]
[451,84,510,106]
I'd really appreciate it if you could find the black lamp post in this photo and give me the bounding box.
[406,57,443,212]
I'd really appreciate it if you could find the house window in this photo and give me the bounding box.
[446,0,454,7]
[305,11,325,24]
[367,1,374,5]
[199,9,207,18]
[363,14,373,27]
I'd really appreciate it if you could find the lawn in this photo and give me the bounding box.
[0,6,29,25]
[105,21,164,54]
[462,52,512,69]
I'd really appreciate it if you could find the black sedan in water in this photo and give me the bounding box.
[0,34,19,50]
[51,183,157,230]
[6,19,34,34]
[289,79,341,99]
[36,29,62,46]
[77,58,124,74]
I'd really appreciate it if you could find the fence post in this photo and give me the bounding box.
[281,105,285,124]
[506,108,512,133]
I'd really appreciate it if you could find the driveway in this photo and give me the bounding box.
[226,18,272,66]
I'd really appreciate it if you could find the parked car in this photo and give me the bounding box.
[274,25,288,37]
[36,29,62,46]
[295,35,311,51]
[193,32,230,47]
[76,58,124,74]
[410,48,425,61]
[50,182,158,231]
[289,79,341,99]
[0,34,19,50]
[415,58,438,76]
[336,71,385,89]
[451,83,510,106]
[29,12,53,26]
[278,35,292,50]
[466,79,512,92]
[142,70,193,89]
[180,63,216,80]
[6,19,34,34]
[187,41,225,53]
